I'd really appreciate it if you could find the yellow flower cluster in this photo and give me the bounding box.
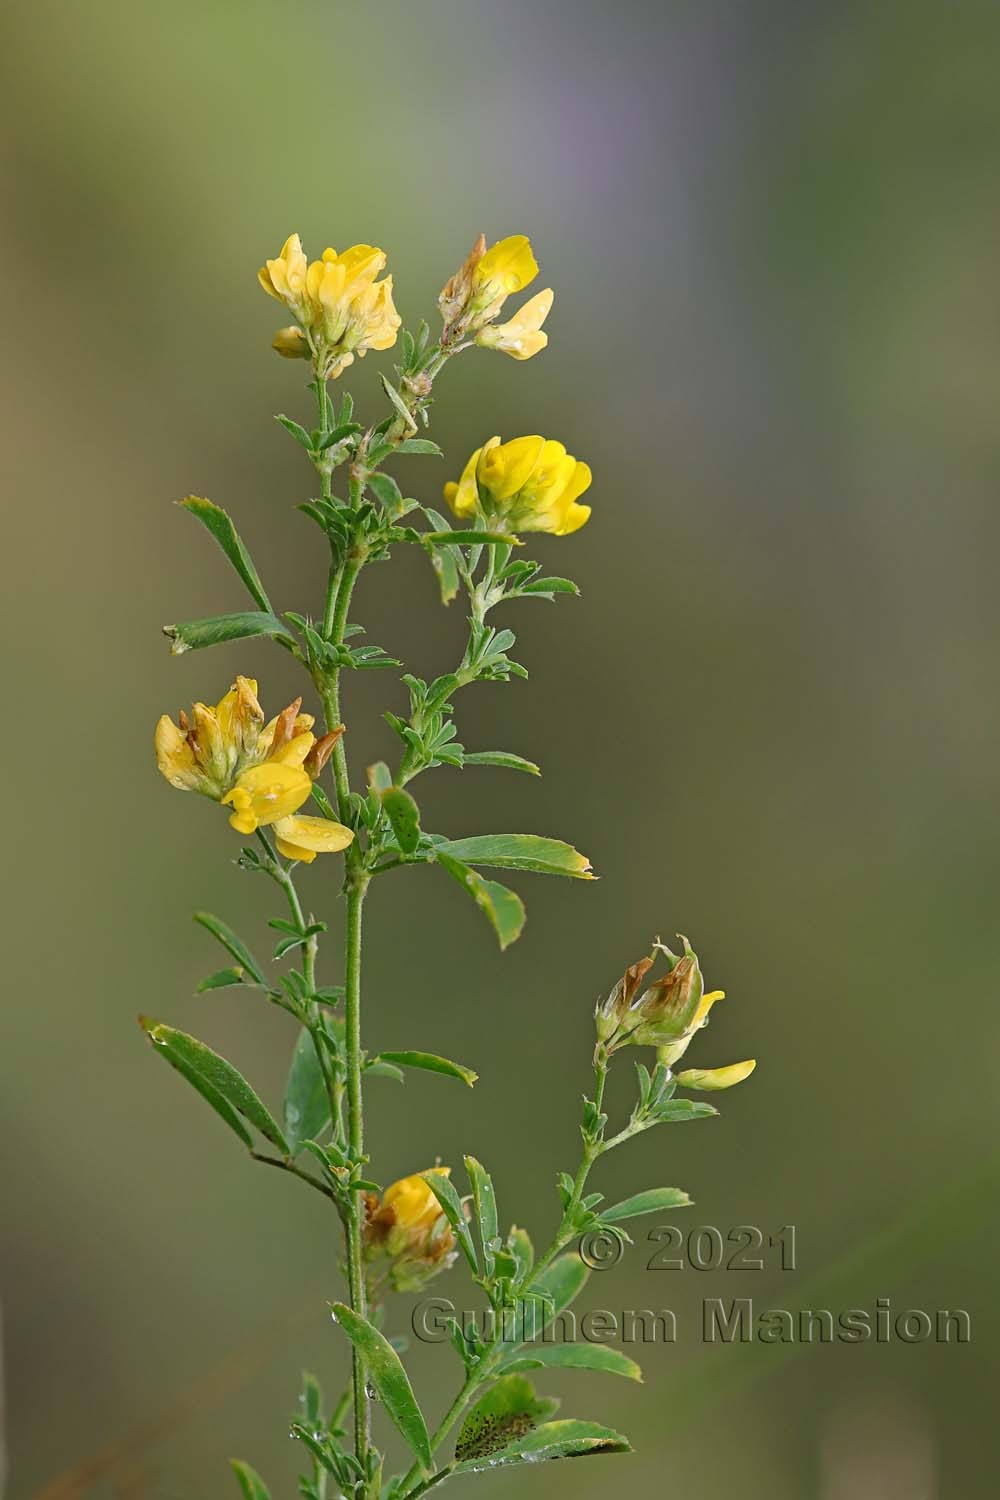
[445,434,592,536]
[439,234,554,360]
[259,235,400,379]
[155,677,353,863]
[595,938,755,1090]
[363,1169,458,1294]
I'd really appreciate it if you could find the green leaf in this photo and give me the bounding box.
[423,530,519,546]
[230,1460,272,1500]
[139,1017,288,1152]
[464,1156,499,1277]
[462,751,541,776]
[455,1375,558,1463]
[394,438,443,456]
[378,372,417,432]
[378,1050,478,1087]
[140,1015,252,1147]
[455,1419,630,1471]
[436,834,594,879]
[421,505,460,604]
[193,913,266,984]
[284,1030,331,1157]
[315,421,362,451]
[275,414,313,449]
[500,1345,642,1382]
[436,854,526,950]
[163,611,294,655]
[520,576,580,596]
[654,1099,719,1123]
[421,1170,478,1273]
[329,1303,431,1471]
[178,496,272,611]
[382,786,421,854]
[600,1187,692,1223]
[366,472,404,513]
[195,966,250,992]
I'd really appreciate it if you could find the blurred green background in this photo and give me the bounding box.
[3,0,998,1495]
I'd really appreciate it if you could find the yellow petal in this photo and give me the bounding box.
[273,814,355,862]
[385,1170,451,1231]
[154,715,199,790]
[221,762,311,831]
[676,1060,757,1091]
[475,235,538,294]
[268,730,315,769]
[478,435,545,502]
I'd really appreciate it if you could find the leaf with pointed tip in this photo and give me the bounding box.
[422,1170,477,1273]
[600,1187,692,1223]
[196,966,250,993]
[163,612,295,655]
[139,1016,251,1147]
[378,1050,477,1087]
[499,1344,642,1381]
[382,786,421,854]
[436,834,594,879]
[455,1419,630,1471]
[455,1376,558,1463]
[436,854,525,950]
[178,496,271,611]
[462,751,540,776]
[464,1156,499,1278]
[193,913,266,984]
[230,1460,272,1500]
[394,438,443,456]
[329,1303,431,1471]
[139,1017,287,1152]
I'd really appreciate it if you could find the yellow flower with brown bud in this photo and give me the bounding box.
[363,1169,459,1295]
[444,435,591,537]
[259,235,400,379]
[596,935,726,1059]
[155,680,352,862]
[439,233,550,358]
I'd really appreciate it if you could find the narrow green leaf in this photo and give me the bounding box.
[378,373,417,431]
[329,1303,431,1471]
[436,854,526,950]
[600,1187,692,1223]
[378,1050,478,1087]
[195,966,249,993]
[422,1170,478,1273]
[462,751,541,776]
[464,1156,499,1278]
[163,611,294,655]
[505,1254,590,1348]
[275,414,313,449]
[436,834,594,879]
[284,1030,331,1157]
[394,438,443,456]
[367,760,393,793]
[178,496,271,611]
[139,1017,288,1152]
[139,1015,251,1147]
[423,530,519,546]
[654,1099,719,1123]
[316,421,362,451]
[193,913,266,984]
[521,576,580,595]
[230,1460,272,1500]
[455,1419,630,1471]
[500,1345,643,1382]
[382,786,421,854]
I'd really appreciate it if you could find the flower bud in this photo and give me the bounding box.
[272,326,310,359]
[676,1059,757,1091]
[595,953,654,1044]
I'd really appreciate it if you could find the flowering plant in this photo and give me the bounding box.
[147,231,755,1497]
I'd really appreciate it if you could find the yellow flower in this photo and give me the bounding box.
[475,288,553,360]
[444,435,592,537]
[676,1060,757,1091]
[155,679,354,858]
[272,814,355,864]
[364,1169,458,1294]
[472,235,539,304]
[259,235,400,379]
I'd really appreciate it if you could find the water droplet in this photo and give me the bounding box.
[365,1380,380,1401]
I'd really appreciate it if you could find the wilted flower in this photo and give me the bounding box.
[155,679,352,862]
[444,435,591,537]
[439,233,552,359]
[596,935,724,1054]
[363,1169,459,1294]
[259,234,400,379]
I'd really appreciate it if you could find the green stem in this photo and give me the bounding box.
[343,874,370,1466]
